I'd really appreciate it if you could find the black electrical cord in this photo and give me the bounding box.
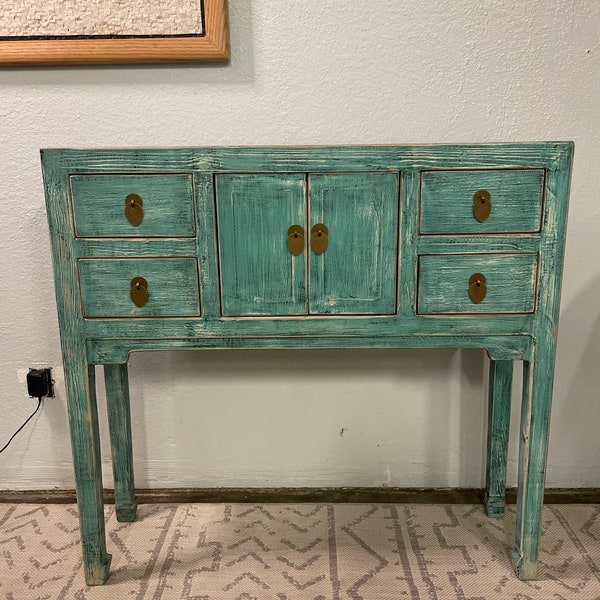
[0,397,42,454]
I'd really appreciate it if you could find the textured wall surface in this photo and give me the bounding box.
[1,0,599,490]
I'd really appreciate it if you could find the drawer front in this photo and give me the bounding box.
[420,169,544,234]
[417,253,538,314]
[79,258,200,317]
[70,174,195,237]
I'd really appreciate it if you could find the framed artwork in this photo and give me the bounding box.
[0,0,229,65]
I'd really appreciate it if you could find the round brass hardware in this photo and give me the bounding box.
[468,273,487,304]
[310,223,329,255]
[473,189,492,222]
[287,225,305,256]
[125,194,144,226]
[130,276,148,307]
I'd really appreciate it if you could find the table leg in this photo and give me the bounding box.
[512,347,554,580]
[484,359,513,517]
[105,363,137,522]
[65,361,111,585]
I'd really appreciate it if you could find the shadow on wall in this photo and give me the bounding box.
[118,346,486,488]
[550,275,600,485]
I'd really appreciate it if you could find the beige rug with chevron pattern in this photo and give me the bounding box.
[2,503,600,599]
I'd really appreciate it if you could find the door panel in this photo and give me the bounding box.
[309,172,400,315]
[216,174,307,316]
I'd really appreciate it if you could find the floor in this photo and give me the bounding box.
[2,502,600,599]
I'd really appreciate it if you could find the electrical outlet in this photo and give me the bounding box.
[26,368,54,399]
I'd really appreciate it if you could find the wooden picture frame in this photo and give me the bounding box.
[0,0,229,66]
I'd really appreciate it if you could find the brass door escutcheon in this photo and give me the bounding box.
[310,223,329,254]
[287,225,305,256]
[125,193,144,226]
[468,273,487,304]
[473,189,492,222]
[130,276,148,307]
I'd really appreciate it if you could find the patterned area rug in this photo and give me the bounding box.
[2,503,600,599]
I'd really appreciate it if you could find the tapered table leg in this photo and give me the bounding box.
[484,359,513,517]
[66,362,111,585]
[512,346,555,580]
[105,363,137,522]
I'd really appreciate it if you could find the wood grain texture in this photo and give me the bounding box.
[216,173,307,316]
[87,335,532,365]
[81,311,536,342]
[42,143,571,174]
[73,238,198,258]
[513,354,555,580]
[78,258,200,317]
[0,0,229,65]
[42,154,112,585]
[40,143,573,584]
[65,363,112,585]
[484,359,514,517]
[70,174,195,238]
[194,174,222,319]
[417,253,538,314]
[420,169,544,234]
[511,142,573,580]
[104,364,137,522]
[308,172,399,315]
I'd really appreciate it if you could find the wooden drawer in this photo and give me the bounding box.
[420,169,544,234]
[417,253,538,314]
[70,174,195,237]
[78,258,200,317]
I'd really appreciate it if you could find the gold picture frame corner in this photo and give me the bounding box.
[0,0,229,66]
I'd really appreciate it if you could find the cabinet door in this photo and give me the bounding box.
[216,174,307,316]
[309,172,399,315]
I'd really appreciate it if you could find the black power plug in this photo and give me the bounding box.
[26,368,54,399]
[0,368,53,454]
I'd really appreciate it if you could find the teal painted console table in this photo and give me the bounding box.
[41,144,573,585]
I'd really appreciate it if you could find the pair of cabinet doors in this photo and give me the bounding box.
[216,172,400,316]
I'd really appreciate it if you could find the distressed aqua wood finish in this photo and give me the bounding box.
[88,335,532,364]
[40,143,573,585]
[43,148,111,584]
[308,172,399,315]
[194,174,222,319]
[218,171,399,315]
[484,360,514,517]
[78,258,200,318]
[47,144,568,172]
[511,145,573,580]
[104,364,137,522]
[417,253,538,314]
[70,174,195,237]
[216,173,307,316]
[420,169,545,234]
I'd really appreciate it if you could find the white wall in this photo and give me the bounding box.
[1,0,599,490]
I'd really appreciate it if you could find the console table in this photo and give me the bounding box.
[41,144,573,585]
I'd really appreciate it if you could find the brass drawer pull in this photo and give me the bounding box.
[125,193,144,226]
[473,189,491,222]
[310,223,329,254]
[468,273,487,304]
[287,225,305,256]
[130,276,148,307]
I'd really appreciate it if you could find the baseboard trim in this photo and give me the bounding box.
[0,487,598,505]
